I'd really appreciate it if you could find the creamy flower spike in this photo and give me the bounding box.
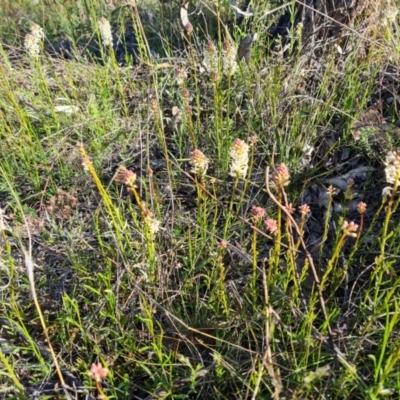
[31,23,44,40]
[176,69,187,86]
[189,149,209,177]
[25,23,44,58]
[143,207,160,236]
[98,17,113,47]
[203,40,219,75]
[229,138,249,179]
[25,34,40,58]
[223,40,237,76]
[384,149,400,186]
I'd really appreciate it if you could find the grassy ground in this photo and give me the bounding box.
[1,0,400,399]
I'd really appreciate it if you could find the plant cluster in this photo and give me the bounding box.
[1,1,400,399]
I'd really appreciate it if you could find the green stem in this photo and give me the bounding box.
[320,233,346,291]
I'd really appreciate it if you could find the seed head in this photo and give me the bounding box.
[211,71,219,83]
[81,156,92,172]
[185,105,192,115]
[115,165,137,186]
[347,178,354,190]
[181,88,190,102]
[176,69,187,86]
[150,98,159,115]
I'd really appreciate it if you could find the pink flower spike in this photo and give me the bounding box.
[264,218,278,235]
[88,362,109,382]
[272,163,290,188]
[326,185,335,196]
[185,23,193,34]
[298,204,310,215]
[250,206,266,221]
[342,221,359,238]
[219,240,228,249]
[285,203,296,214]
[248,136,258,144]
[357,202,367,214]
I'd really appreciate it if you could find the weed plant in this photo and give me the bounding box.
[1,0,400,399]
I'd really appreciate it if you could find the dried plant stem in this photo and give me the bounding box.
[95,380,109,400]
[130,2,152,62]
[184,32,201,144]
[251,262,282,399]
[22,246,69,397]
[2,169,70,397]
